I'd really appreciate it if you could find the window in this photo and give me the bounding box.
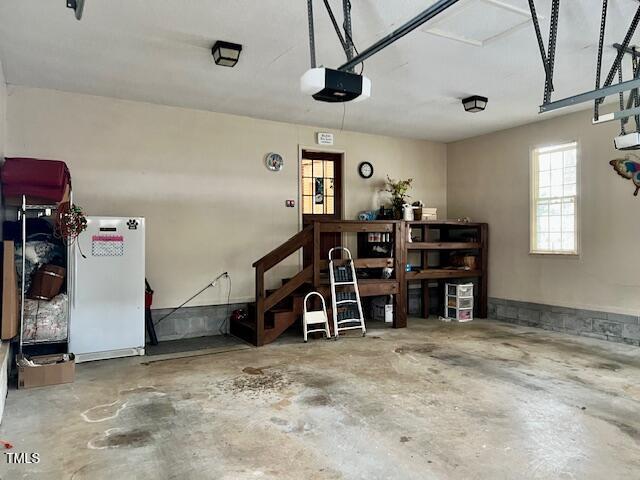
[301,158,335,215]
[530,142,578,254]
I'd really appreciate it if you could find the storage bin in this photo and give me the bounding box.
[2,158,71,205]
[420,208,438,220]
[27,264,65,301]
[458,297,473,309]
[458,284,473,297]
[444,282,474,322]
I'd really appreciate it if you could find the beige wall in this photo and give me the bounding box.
[6,86,447,308]
[447,109,640,315]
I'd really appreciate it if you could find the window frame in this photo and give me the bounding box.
[529,141,580,256]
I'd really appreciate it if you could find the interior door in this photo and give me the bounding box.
[301,150,343,266]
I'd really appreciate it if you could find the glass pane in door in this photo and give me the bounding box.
[302,158,337,215]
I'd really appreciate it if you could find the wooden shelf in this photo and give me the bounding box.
[320,220,397,233]
[407,242,480,250]
[319,257,392,269]
[319,278,399,297]
[405,269,482,280]
[408,220,484,227]
[403,222,488,319]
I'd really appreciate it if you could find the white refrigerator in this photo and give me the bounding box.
[70,216,145,363]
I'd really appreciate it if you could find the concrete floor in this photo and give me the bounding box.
[1,319,639,480]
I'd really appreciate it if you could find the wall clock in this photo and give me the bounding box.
[265,152,284,171]
[358,161,374,179]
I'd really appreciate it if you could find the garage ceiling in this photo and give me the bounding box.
[0,0,637,142]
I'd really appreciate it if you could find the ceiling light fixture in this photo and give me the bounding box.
[211,41,243,67]
[462,95,488,112]
[66,0,85,20]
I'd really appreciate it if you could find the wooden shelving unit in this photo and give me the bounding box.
[404,221,488,318]
[242,219,488,346]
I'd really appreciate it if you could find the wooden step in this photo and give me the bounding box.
[229,303,302,346]
[264,309,299,344]
[229,315,257,346]
[265,288,294,310]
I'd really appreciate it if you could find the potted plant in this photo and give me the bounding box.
[383,176,413,219]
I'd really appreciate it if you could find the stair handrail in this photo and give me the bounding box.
[252,224,314,270]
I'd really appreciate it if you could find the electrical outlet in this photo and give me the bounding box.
[285,200,295,207]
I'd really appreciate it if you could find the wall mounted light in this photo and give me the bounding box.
[462,95,488,113]
[66,0,84,20]
[212,41,243,67]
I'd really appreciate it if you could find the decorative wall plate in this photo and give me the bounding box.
[265,152,284,171]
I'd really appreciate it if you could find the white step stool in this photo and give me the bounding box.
[302,291,331,342]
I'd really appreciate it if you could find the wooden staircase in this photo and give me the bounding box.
[230,220,407,347]
[230,279,319,346]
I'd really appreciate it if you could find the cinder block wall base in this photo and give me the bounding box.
[150,303,248,341]
[489,298,640,346]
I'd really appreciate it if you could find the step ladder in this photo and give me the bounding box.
[328,247,366,339]
[302,292,331,342]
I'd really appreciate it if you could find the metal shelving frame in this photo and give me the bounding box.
[18,193,71,354]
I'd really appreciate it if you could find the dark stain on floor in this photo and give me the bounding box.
[301,394,332,407]
[395,343,439,355]
[121,386,160,395]
[243,366,266,375]
[597,417,640,442]
[472,329,639,368]
[270,417,289,426]
[592,362,622,371]
[135,399,176,421]
[223,371,291,396]
[429,353,477,368]
[95,429,153,449]
[400,436,411,443]
[299,375,336,390]
[429,351,548,392]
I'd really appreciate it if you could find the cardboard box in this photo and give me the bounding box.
[1,241,19,340]
[17,353,75,389]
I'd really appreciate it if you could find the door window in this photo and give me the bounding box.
[302,159,335,215]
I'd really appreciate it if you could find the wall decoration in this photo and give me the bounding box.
[358,161,374,179]
[609,154,640,196]
[265,152,284,171]
[314,177,325,204]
